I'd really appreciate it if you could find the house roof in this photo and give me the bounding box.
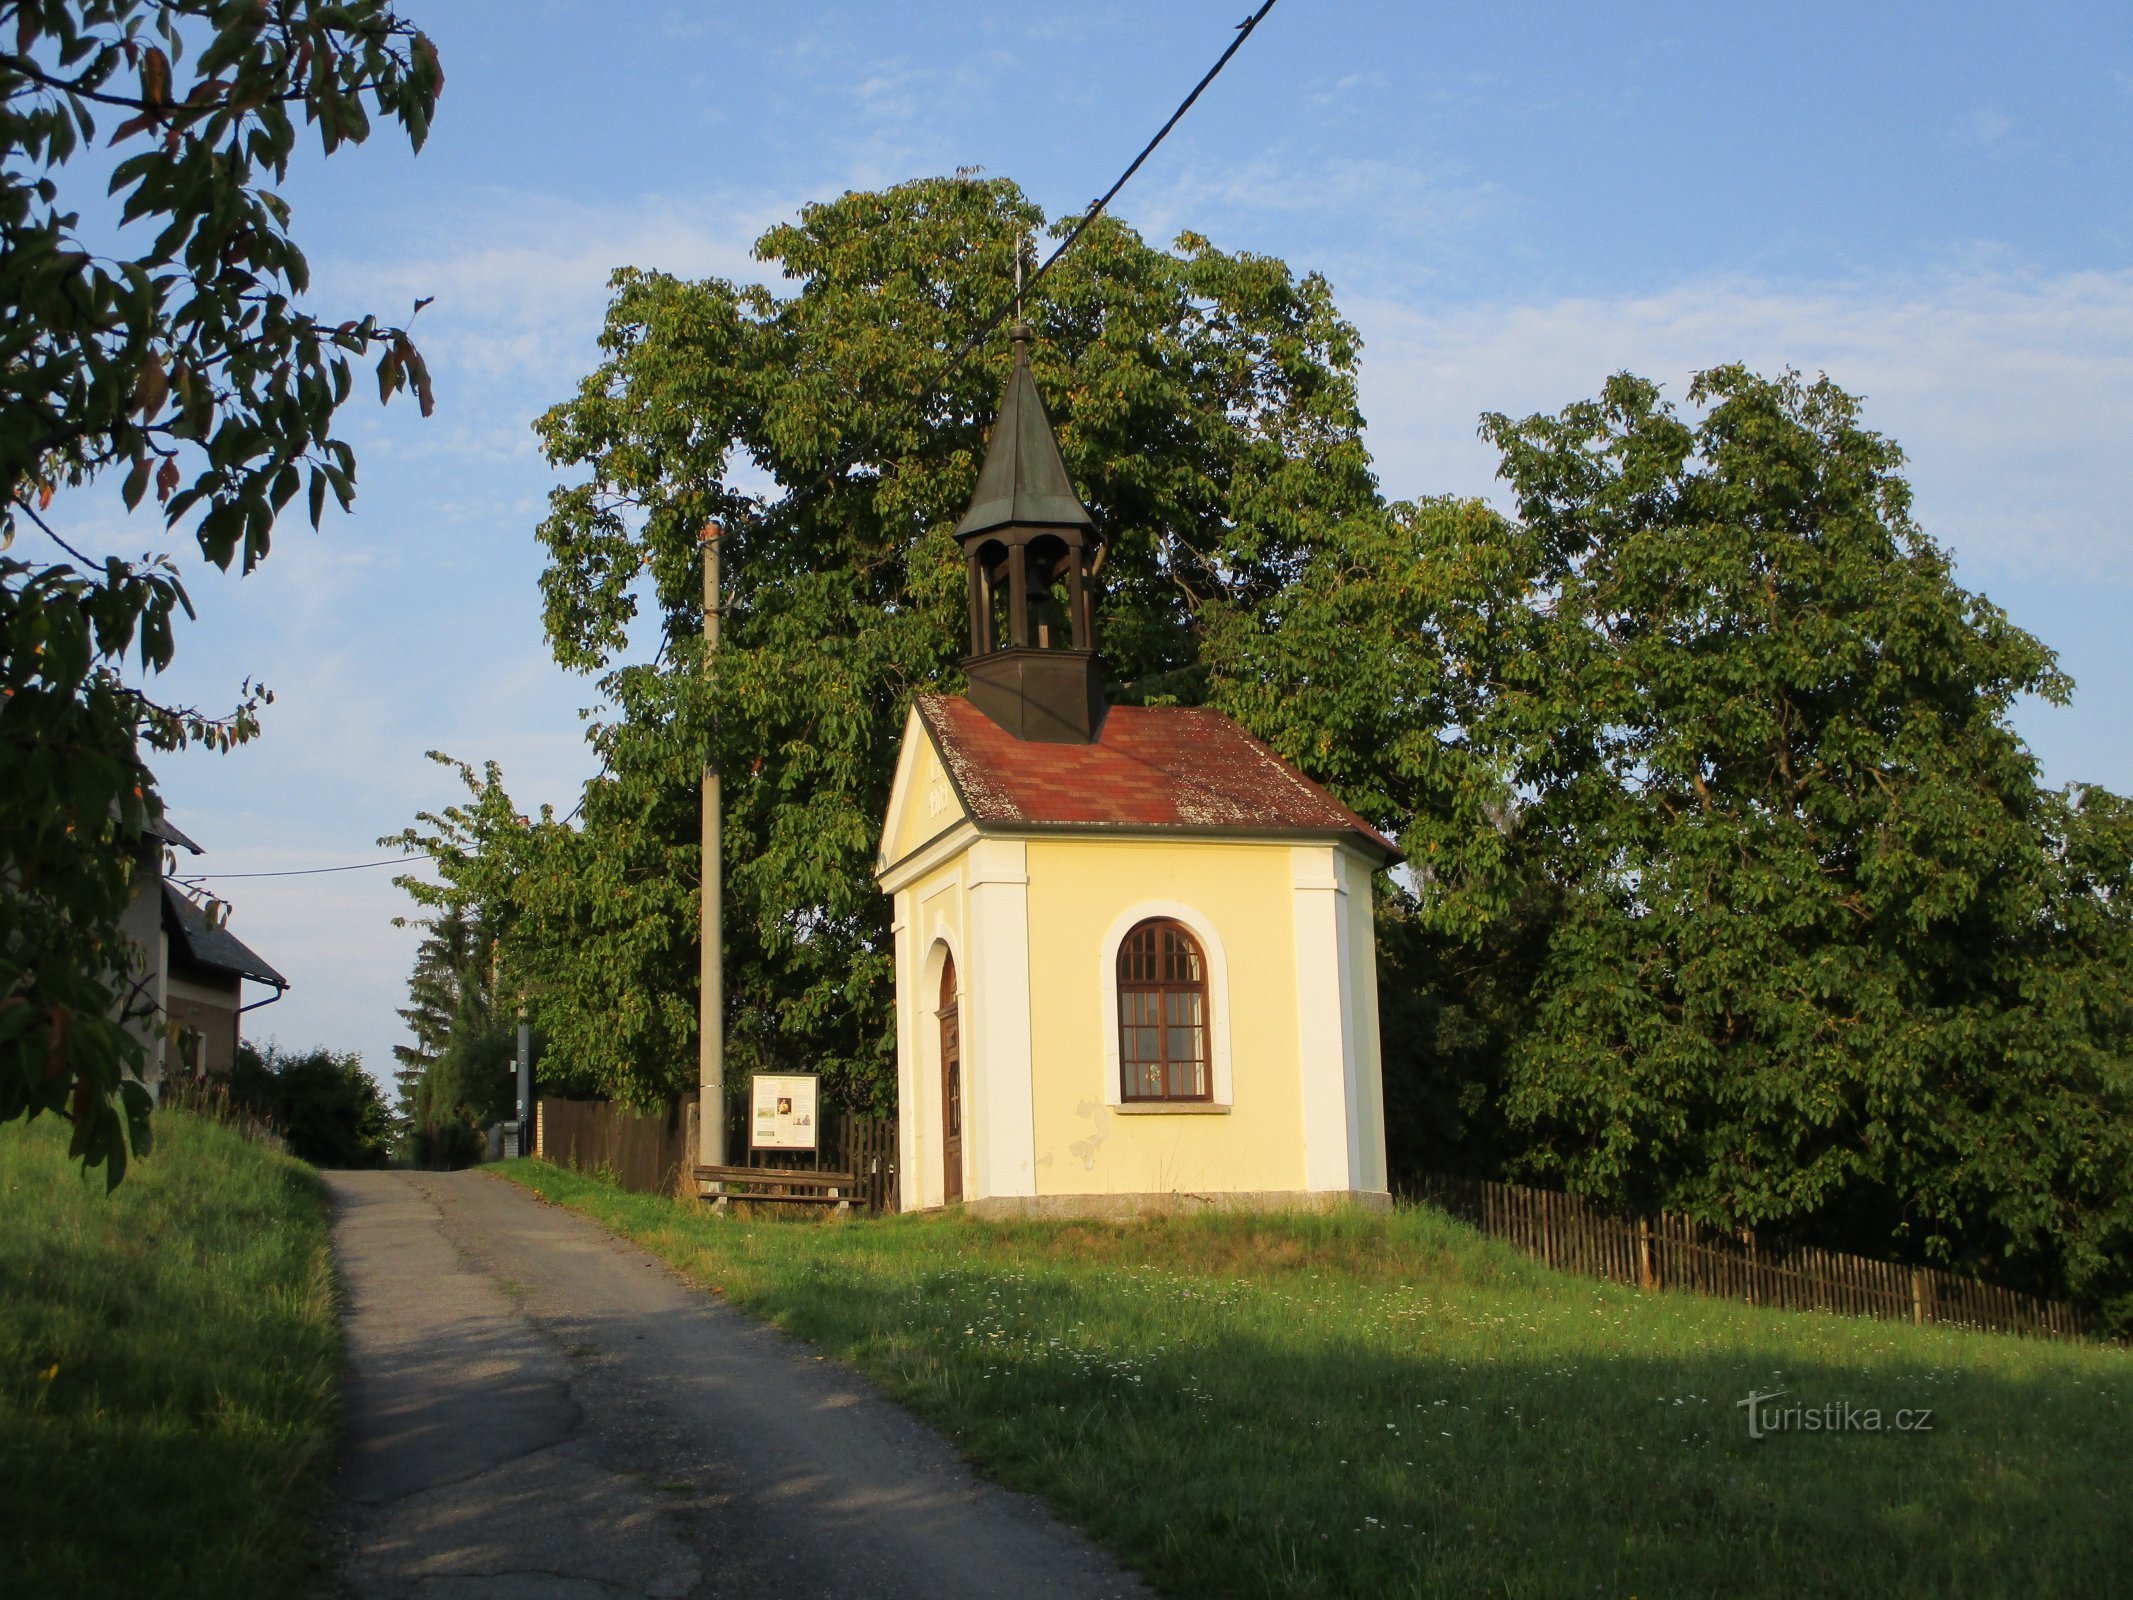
[913,693,1400,863]
[951,325,1095,540]
[162,884,288,989]
[150,814,202,854]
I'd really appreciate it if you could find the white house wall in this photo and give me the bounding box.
[964,838,1037,1201]
[1290,844,1355,1191]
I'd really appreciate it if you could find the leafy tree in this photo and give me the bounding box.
[389,901,478,1133]
[409,989,512,1166]
[378,763,528,1160]
[0,0,441,1184]
[1464,368,2133,1308]
[505,175,1381,1107]
[227,1041,391,1169]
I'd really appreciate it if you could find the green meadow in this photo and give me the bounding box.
[504,1159,2127,1599]
[0,1111,342,1599]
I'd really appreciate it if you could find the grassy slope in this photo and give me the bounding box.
[0,1111,341,1599]
[502,1160,2126,1599]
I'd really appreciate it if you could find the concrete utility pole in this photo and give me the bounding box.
[698,523,726,1169]
[515,1012,531,1155]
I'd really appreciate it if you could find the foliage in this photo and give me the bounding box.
[388,901,472,1119]
[0,1109,342,1597]
[1453,369,2133,1309]
[372,835,523,1164]
[0,0,441,1184]
[506,1159,2133,1600]
[381,757,532,1159]
[226,1041,390,1169]
[384,897,511,1160]
[412,995,513,1166]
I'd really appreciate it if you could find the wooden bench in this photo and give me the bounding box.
[693,1164,859,1213]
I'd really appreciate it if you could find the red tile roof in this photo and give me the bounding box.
[914,694,1399,863]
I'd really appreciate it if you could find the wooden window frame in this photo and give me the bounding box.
[1115,918,1213,1103]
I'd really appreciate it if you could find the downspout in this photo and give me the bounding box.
[233,982,285,1080]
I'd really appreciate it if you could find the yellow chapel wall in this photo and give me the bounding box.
[1021,837,1307,1198]
[882,720,968,869]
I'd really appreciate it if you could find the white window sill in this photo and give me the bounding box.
[1111,1102,1232,1115]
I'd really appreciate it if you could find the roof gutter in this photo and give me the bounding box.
[959,819,1405,869]
[237,981,288,1016]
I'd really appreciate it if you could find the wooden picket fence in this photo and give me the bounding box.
[1411,1173,2088,1342]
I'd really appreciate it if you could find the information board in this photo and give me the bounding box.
[749,1072,820,1151]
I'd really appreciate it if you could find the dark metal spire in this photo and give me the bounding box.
[951,324,1105,744]
[953,324,1095,541]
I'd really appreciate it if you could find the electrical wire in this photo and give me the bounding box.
[182,856,430,879]
[929,0,1281,391]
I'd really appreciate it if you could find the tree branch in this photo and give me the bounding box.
[0,53,404,116]
[16,497,96,565]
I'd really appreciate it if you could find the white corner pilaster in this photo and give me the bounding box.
[965,838,1037,1200]
[1292,845,1357,1192]
[1339,848,1390,1192]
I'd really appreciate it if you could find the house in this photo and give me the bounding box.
[875,324,1398,1217]
[119,815,289,1088]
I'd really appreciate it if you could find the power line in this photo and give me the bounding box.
[185,857,430,883]
[788,0,1282,500]
[930,0,1282,388]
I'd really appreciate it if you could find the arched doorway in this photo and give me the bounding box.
[937,952,962,1204]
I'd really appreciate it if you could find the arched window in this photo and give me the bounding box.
[1116,919,1211,1102]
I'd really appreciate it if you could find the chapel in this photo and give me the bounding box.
[876,324,1396,1216]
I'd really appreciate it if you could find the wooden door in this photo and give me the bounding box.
[938,953,962,1204]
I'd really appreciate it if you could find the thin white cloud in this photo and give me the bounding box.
[1352,264,2133,581]
[1118,148,1513,302]
[1950,107,2016,148]
[1305,69,1389,107]
[312,189,782,395]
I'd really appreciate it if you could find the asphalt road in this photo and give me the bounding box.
[324,1169,1151,1600]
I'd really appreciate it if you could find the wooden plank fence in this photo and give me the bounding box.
[535,1097,692,1196]
[1411,1173,2087,1341]
[535,1096,898,1212]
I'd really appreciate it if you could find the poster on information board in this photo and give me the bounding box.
[749,1073,819,1151]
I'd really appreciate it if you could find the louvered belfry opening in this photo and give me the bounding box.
[953,322,1105,743]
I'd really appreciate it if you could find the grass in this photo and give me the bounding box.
[502,1159,2127,1599]
[0,1109,342,1599]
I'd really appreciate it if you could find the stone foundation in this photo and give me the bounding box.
[956,1189,1392,1221]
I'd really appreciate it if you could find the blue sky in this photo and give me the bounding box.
[60,2,2133,1085]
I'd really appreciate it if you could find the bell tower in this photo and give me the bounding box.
[953,323,1105,743]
